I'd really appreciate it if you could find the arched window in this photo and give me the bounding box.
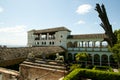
[67,42,73,48]
[102,54,108,65]
[68,53,73,61]
[86,41,89,47]
[79,41,83,47]
[95,41,100,47]
[83,42,86,47]
[94,54,100,65]
[74,53,77,61]
[73,41,78,47]
[89,41,93,47]
[102,41,108,48]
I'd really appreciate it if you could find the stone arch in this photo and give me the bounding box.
[95,41,100,47]
[102,41,108,48]
[68,53,73,61]
[67,42,73,48]
[73,53,77,61]
[89,41,93,47]
[109,55,116,66]
[86,41,89,47]
[87,54,92,64]
[79,41,83,47]
[83,41,86,47]
[94,54,100,65]
[102,54,108,66]
[73,41,78,48]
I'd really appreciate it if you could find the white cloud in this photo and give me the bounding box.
[77,20,86,24]
[0,7,4,13]
[0,25,27,46]
[0,22,4,24]
[76,4,92,15]
[0,25,26,33]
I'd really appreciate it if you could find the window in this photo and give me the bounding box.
[35,42,39,45]
[52,42,54,45]
[42,42,46,45]
[49,42,51,45]
[37,42,39,45]
[61,35,63,38]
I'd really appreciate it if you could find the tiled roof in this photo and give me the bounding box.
[31,46,66,55]
[67,33,108,39]
[0,46,66,60]
[28,27,71,33]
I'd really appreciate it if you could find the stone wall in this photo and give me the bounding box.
[19,61,67,80]
[0,46,65,67]
[0,67,19,80]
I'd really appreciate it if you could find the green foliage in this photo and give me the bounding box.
[111,43,120,67]
[70,64,81,71]
[92,66,113,72]
[63,68,120,80]
[75,52,88,62]
[114,29,120,43]
[110,29,120,67]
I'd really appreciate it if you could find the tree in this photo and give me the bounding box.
[95,3,117,47]
[75,52,89,67]
[114,29,120,43]
[111,43,120,67]
[111,29,120,67]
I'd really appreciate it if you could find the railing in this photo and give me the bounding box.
[67,47,109,52]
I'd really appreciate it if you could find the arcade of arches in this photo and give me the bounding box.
[67,53,114,66]
[67,41,108,48]
[67,40,114,66]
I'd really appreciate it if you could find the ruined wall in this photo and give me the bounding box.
[19,61,67,80]
[0,46,65,67]
[0,47,43,66]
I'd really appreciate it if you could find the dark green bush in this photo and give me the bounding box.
[93,66,113,72]
[70,64,81,71]
[63,68,120,80]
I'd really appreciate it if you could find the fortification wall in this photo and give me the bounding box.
[0,47,42,66]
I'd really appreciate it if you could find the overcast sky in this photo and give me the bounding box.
[0,0,120,46]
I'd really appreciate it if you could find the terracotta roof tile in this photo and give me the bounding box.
[67,33,108,39]
[28,27,71,33]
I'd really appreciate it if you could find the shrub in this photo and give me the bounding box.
[93,66,113,72]
[63,68,120,80]
[70,64,81,71]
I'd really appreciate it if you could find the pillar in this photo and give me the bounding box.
[100,41,102,51]
[72,53,74,60]
[108,55,110,66]
[92,41,95,51]
[40,34,42,40]
[47,33,49,40]
[92,54,94,65]
[100,55,102,66]
[88,41,89,48]
[82,41,83,48]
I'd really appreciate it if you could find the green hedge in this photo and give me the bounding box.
[63,68,120,80]
[92,66,113,72]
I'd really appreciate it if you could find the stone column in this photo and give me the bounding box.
[92,54,94,65]
[100,41,102,51]
[82,41,83,48]
[108,55,110,66]
[47,33,49,40]
[92,41,95,51]
[72,53,74,61]
[100,55,102,66]
[40,34,42,40]
[88,41,89,48]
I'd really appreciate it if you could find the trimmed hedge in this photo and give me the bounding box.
[63,68,120,80]
[92,66,113,72]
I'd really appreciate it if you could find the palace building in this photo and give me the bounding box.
[27,27,113,66]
